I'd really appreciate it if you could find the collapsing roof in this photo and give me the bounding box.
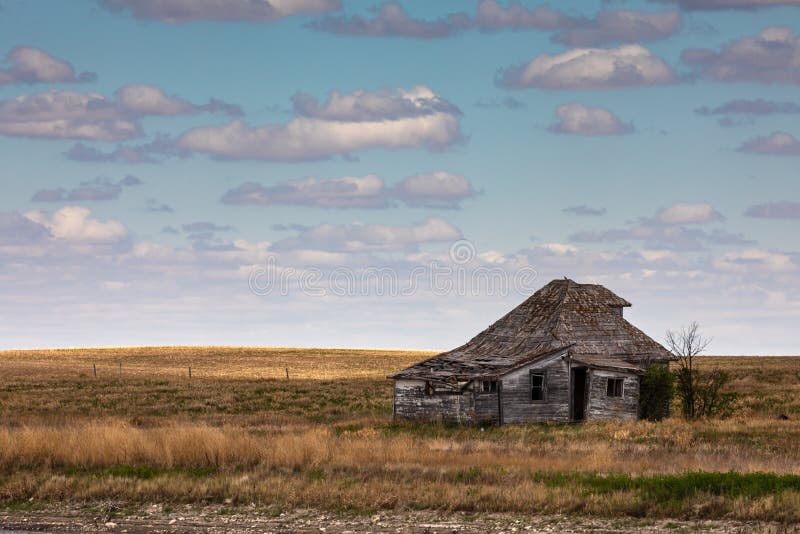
[390,278,673,382]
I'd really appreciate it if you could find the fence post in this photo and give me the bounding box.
[118,362,122,380]
[285,367,289,380]
[93,362,97,378]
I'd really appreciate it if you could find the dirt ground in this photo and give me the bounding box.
[1,506,797,533]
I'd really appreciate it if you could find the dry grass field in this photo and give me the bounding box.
[1,347,800,524]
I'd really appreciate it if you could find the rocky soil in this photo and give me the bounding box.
[1,505,797,533]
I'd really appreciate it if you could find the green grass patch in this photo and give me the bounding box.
[62,465,218,479]
[533,471,800,501]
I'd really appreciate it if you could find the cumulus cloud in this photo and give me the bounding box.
[0,87,239,142]
[271,217,461,253]
[475,1,570,30]
[563,205,607,216]
[682,27,800,84]
[745,201,800,219]
[548,103,634,135]
[0,91,138,141]
[311,2,680,45]
[498,44,676,89]
[222,171,477,209]
[695,99,800,115]
[99,0,341,24]
[476,1,681,45]
[178,222,235,247]
[0,47,95,85]
[290,86,459,121]
[65,136,190,164]
[222,175,388,209]
[651,0,800,10]
[23,206,128,243]
[392,172,476,208]
[178,86,462,161]
[714,248,796,273]
[311,2,470,38]
[0,212,51,246]
[569,202,738,250]
[551,10,681,47]
[31,176,141,203]
[656,202,724,224]
[115,85,242,116]
[738,131,800,155]
[571,226,750,250]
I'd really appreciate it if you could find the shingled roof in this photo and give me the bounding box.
[390,278,673,382]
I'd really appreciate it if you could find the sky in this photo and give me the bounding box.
[0,0,799,354]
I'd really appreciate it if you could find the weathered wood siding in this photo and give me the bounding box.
[393,379,474,423]
[473,385,500,424]
[499,351,570,424]
[585,370,639,421]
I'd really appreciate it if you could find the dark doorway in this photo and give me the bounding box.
[571,367,587,421]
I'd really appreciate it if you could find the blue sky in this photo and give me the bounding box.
[0,0,798,353]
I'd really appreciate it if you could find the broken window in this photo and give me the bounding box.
[607,377,624,397]
[530,372,546,401]
[480,380,498,393]
[424,382,434,396]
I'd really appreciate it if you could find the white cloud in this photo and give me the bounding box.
[548,103,634,135]
[536,243,579,255]
[499,44,676,89]
[682,27,800,84]
[116,85,194,115]
[222,171,477,209]
[0,47,94,85]
[393,172,475,208]
[0,91,138,141]
[654,0,800,10]
[0,86,240,142]
[116,84,242,116]
[738,131,800,155]
[222,175,387,208]
[745,201,800,219]
[24,206,128,243]
[100,0,341,24]
[656,202,724,224]
[552,10,681,47]
[178,87,462,161]
[475,0,566,30]
[714,249,796,273]
[272,217,462,252]
[310,2,471,38]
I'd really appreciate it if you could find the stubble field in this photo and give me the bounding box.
[1,347,800,527]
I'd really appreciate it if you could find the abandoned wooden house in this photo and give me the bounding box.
[389,278,673,424]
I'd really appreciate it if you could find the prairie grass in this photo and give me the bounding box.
[0,348,799,521]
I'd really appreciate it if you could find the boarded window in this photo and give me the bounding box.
[481,380,498,393]
[530,372,546,401]
[607,377,624,397]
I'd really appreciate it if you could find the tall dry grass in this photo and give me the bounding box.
[2,418,800,476]
[1,348,800,520]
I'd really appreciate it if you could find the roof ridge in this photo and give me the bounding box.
[547,278,573,340]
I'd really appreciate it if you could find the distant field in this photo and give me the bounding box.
[1,347,799,523]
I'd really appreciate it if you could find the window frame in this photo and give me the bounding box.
[606,377,624,398]
[530,371,547,403]
[480,380,498,394]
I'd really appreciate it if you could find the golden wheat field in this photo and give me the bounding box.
[1,347,800,522]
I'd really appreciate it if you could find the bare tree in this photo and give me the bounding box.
[665,321,712,419]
